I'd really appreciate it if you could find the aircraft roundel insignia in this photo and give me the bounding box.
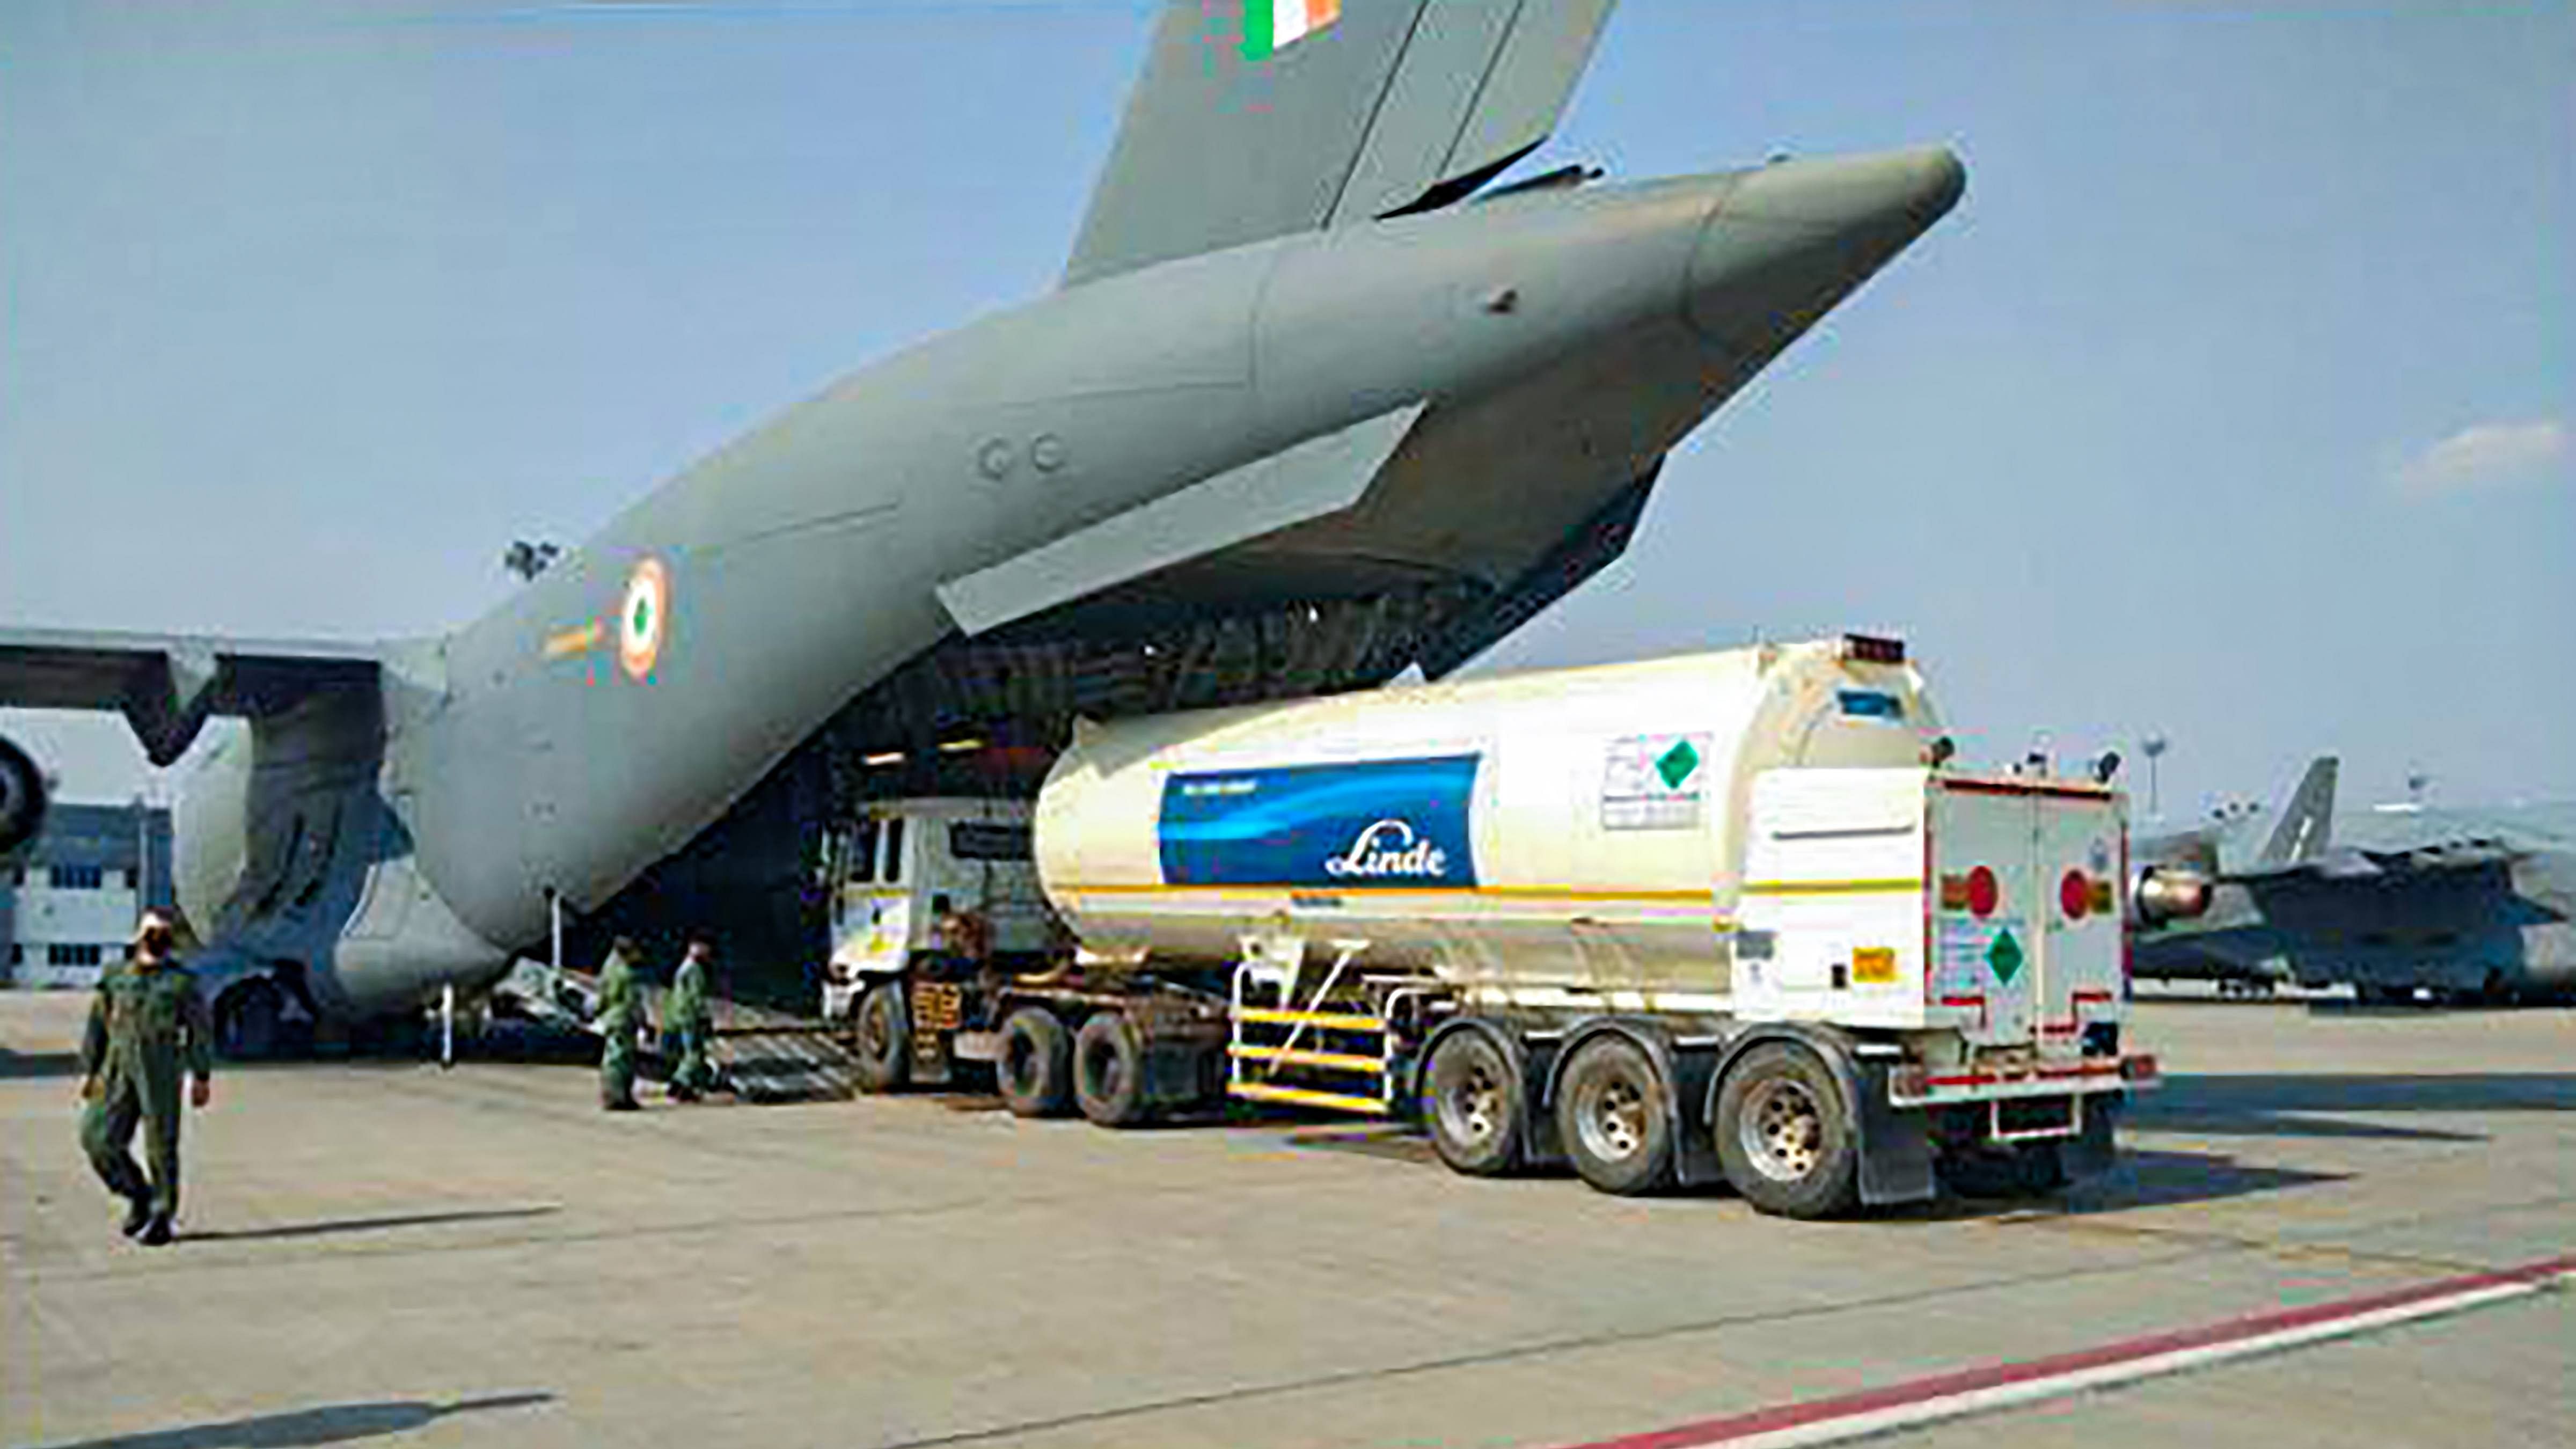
[618,557,669,682]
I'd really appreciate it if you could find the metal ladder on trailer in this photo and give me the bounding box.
[1225,937,1435,1117]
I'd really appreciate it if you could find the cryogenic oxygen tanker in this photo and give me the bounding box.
[829,634,2159,1220]
[1035,637,1941,993]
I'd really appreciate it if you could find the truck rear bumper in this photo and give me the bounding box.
[1889,1053,2158,1109]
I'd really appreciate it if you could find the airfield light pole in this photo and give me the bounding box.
[2142,735,2168,821]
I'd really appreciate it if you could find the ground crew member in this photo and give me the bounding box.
[78,910,213,1247]
[596,936,645,1111]
[662,938,717,1102]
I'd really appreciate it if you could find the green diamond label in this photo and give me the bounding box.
[1987,928,2024,985]
[1655,738,1701,790]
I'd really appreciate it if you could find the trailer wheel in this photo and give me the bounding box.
[1714,1043,1860,1219]
[1422,1029,1526,1176]
[1073,1011,1148,1128]
[996,1006,1073,1118]
[1556,1036,1674,1196]
[850,980,910,1093]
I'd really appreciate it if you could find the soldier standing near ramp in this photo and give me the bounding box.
[662,938,716,1103]
[595,936,645,1111]
[78,910,213,1247]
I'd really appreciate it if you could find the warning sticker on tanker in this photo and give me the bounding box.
[1934,916,2025,1000]
[1602,733,1712,832]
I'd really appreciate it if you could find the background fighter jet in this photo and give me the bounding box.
[0,1,1965,1051]
[2131,756,2576,1003]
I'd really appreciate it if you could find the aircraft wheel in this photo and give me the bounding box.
[216,979,285,1062]
[850,980,910,1093]
[1555,1035,1674,1196]
[1714,1043,1860,1220]
[996,1006,1072,1118]
[1073,1011,1148,1127]
[1421,1028,1526,1177]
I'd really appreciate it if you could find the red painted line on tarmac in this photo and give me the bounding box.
[1555,1253,2576,1449]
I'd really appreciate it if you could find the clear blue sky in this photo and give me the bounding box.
[4,1,2570,823]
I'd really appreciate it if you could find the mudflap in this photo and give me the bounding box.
[1139,1038,1207,1110]
[2057,1092,2123,1182]
[1854,1058,1936,1208]
[1671,1047,1725,1190]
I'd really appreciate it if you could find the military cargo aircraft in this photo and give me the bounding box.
[2131,757,2576,1003]
[0,1,1965,1051]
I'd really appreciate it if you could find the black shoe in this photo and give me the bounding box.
[119,1196,152,1238]
[138,1212,174,1247]
[604,1098,640,1113]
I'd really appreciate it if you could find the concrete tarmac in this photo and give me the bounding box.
[3,992,2568,1449]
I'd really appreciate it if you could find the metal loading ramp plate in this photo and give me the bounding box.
[536,967,861,1102]
[697,994,862,1103]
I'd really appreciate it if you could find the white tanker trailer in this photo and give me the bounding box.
[823,636,2158,1217]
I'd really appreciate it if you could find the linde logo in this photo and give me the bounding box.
[1323,819,1450,880]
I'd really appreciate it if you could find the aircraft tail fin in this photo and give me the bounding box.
[2257,756,2338,868]
[1065,1,1619,287]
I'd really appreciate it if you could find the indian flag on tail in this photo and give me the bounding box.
[1242,0,1342,61]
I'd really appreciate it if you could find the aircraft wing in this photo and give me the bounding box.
[2231,837,2527,885]
[0,625,382,765]
[1065,0,1620,286]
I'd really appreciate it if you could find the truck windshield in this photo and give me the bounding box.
[846,818,879,884]
[949,822,1033,861]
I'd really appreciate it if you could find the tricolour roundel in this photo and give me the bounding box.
[618,557,670,682]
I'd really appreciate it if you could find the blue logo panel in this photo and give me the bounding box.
[1159,755,1481,889]
[1837,689,1905,721]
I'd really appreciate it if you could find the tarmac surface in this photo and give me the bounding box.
[3,990,2568,1449]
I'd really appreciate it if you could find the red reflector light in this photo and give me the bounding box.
[1842,632,1907,664]
[2061,869,2091,920]
[1967,865,2000,918]
[2121,1054,2160,1083]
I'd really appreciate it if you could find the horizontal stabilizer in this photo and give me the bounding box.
[0,626,382,765]
[1066,1,1619,286]
[935,402,1429,638]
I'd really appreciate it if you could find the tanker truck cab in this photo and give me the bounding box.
[819,798,1051,1024]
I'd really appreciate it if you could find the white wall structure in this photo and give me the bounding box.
[2,803,173,990]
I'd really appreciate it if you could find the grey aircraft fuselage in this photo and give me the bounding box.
[159,148,1963,1022]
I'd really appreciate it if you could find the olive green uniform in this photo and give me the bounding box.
[79,956,214,1218]
[662,954,714,1100]
[595,948,643,1109]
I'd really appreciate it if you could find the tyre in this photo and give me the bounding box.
[850,980,910,1093]
[1713,1042,1860,1219]
[216,979,285,1062]
[996,1006,1073,1118]
[1555,1035,1675,1196]
[1421,1028,1526,1176]
[1072,1011,1148,1127]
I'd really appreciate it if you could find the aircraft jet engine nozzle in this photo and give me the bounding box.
[2130,866,2215,927]
[0,734,48,863]
[1686,145,1966,351]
